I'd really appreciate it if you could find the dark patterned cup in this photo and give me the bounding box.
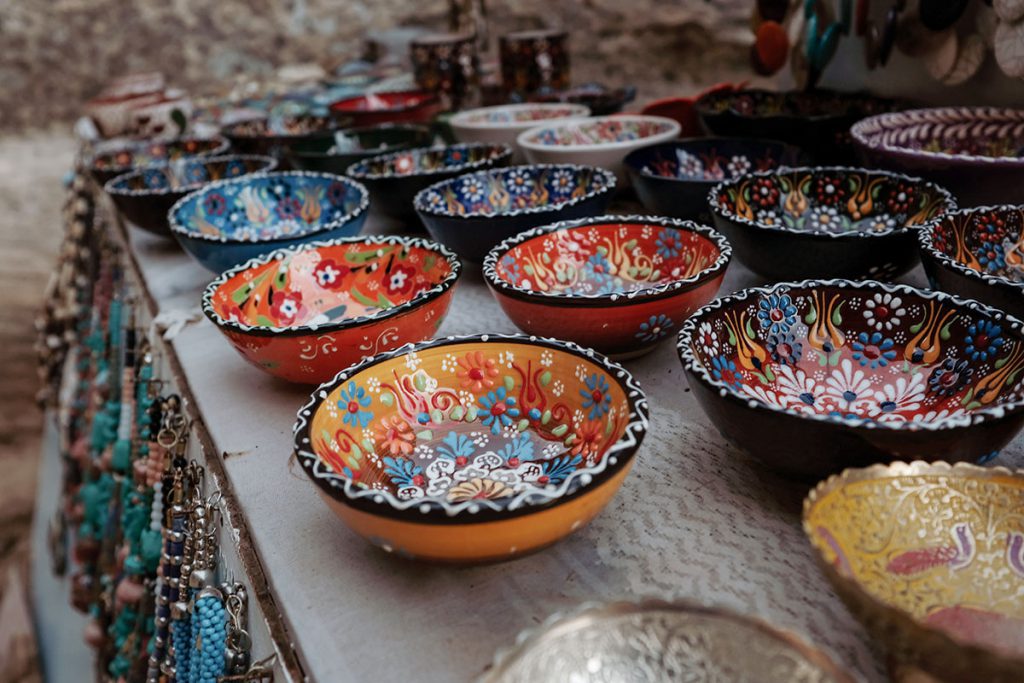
[499,29,570,98]
[410,32,479,111]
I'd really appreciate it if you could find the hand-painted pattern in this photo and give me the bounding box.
[306,340,634,507]
[91,137,228,172]
[348,143,509,178]
[687,282,1024,427]
[928,206,1024,283]
[458,105,584,124]
[523,118,676,146]
[107,155,275,193]
[713,168,952,237]
[636,141,798,181]
[224,115,336,138]
[853,107,1024,160]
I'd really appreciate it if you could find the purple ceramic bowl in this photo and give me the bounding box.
[852,107,1024,207]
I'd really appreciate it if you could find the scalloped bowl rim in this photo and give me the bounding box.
[919,204,1024,295]
[103,154,278,198]
[89,135,231,174]
[623,136,805,183]
[345,142,514,180]
[450,103,592,130]
[516,115,682,152]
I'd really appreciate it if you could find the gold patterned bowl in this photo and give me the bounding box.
[480,599,855,683]
[803,461,1024,683]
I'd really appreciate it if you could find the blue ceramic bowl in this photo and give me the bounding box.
[168,171,369,273]
[346,143,513,221]
[413,163,616,262]
[105,154,277,238]
[624,138,804,221]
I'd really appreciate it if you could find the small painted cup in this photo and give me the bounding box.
[499,29,570,98]
[410,32,480,111]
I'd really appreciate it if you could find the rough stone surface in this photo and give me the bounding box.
[0,1,753,130]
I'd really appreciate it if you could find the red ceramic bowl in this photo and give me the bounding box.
[328,90,441,128]
[483,215,731,358]
[202,235,461,384]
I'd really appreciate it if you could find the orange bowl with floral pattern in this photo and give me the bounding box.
[804,461,1024,683]
[483,215,731,358]
[292,334,649,563]
[202,235,460,384]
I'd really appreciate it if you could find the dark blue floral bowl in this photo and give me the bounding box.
[168,171,369,273]
[346,142,512,221]
[624,138,804,221]
[413,163,616,262]
[105,154,277,238]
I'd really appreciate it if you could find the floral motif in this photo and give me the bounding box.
[338,381,374,429]
[862,292,905,331]
[868,373,926,420]
[384,264,417,296]
[928,358,973,396]
[824,359,873,413]
[767,331,802,365]
[478,386,520,434]
[459,175,487,202]
[447,478,512,502]
[749,177,780,209]
[455,351,500,392]
[810,174,848,206]
[270,291,303,323]
[581,373,612,420]
[655,229,684,259]
[569,420,604,459]
[507,168,534,195]
[852,331,897,369]
[757,293,797,335]
[775,365,822,411]
[374,414,415,456]
[636,314,674,343]
[964,320,1004,361]
[312,258,350,290]
[711,355,741,391]
[697,321,720,356]
[550,168,576,195]
[203,192,227,216]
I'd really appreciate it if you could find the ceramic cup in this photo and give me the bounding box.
[410,32,480,111]
[499,29,570,98]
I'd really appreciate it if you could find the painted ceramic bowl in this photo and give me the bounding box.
[530,83,636,116]
[221,115,340,160]
[347,143,512,221]
[484,215,731,358]
[708,167,956,281]
[202,235,460,384]
[414,164,616,263]
[168,171,369,273]
[624,138,804,221]
[804,461,1024,683]
[920,206,1024,322]
[292,334,648,563]
[677,280,1024,480]
[517,115,681,184]
[450,103,591,162]
[695,88,903,164]
[282,124,433,175]
[88,135,230,186]
[104,154,276,237]
[328,90,441,128]
[852,108,1024,207]
[481,599,855,683]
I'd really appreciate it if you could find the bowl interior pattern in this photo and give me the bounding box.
[417,165,612,218]
[854,108,1024,159]
[713,169,952,236]
[457,104,587,125]
[685,282,1024,429]
[92,137,228,172]
[349,144,508,178]
[290,126,431,157]
[224,115,336,138]
[524,118,676,147]
[493,220,725,297]
[806,463,1024,659]
[208,239,455,330]
[699,88,897,120]
[108,155,275,193]
[172,173,365,242]
[631,139,801,181]
[305,340,635,509]
[928,207,1024,284]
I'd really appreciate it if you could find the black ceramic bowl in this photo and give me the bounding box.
[89,135,230,186]
[414,164,616,262]
[919,205,1024,321]
[694,88,904,164]
[283,124,433,175]
[678,279,1024,480]
[104,154,277,237]
[221,115,341,163]
[346,142,512,222]
[708,167,956,281]
[624,138,804,221]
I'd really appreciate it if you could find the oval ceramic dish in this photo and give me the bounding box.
[104,154,276,237]
[624,138,804,221]
[695,88,903,164]
[517,115,681,184]
[89,135,230,186]
[168,171,369,273]
[484,215,731,358]
[346,142,512,221]
[481,599,855,683]
[328,90,441,128]
[919,205,1024,321]
[851,107,1024,207]
[282,124,433,175]
[804,461,1024,683]
[413,164,616,263]
[221,115,341,160]
[292,334,649,563]
[202,235,460,384]
[708,167,956,281]
[677,280,1024,480]
[449,103,591,162]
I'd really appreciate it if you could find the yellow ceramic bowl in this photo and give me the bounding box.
[293,334,648,563]
[804,461,1024,683]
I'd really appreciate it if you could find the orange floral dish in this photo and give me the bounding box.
[804,461,1024,683]
[202,235,460,384]
[292,334,649,563]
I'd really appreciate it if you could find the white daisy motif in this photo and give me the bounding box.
[550,169,575,195]
[809,205,841,231]
[868,373,926,422]
[507,169,534,195]
[775,365,823,412]
[824,359,874,413]
[869,214,898,232]
[862,292,906,331]
[756,209,780,226]
[907,407,968,425]
[696,321,720,356]
[675,149,704,178]
[460,176,486,202]
[726,155,752,178]
[740,383,789,409]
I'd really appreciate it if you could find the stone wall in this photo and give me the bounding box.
[0,0,752,130]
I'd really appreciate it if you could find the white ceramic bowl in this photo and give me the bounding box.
[517,115,681,184]
[450,103,591,162]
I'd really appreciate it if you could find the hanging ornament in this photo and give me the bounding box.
[922,30,960,80]
[995,17,1024,77]
[994,0,1024,23]
[752,21,791,75]
[943,33,988,84]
